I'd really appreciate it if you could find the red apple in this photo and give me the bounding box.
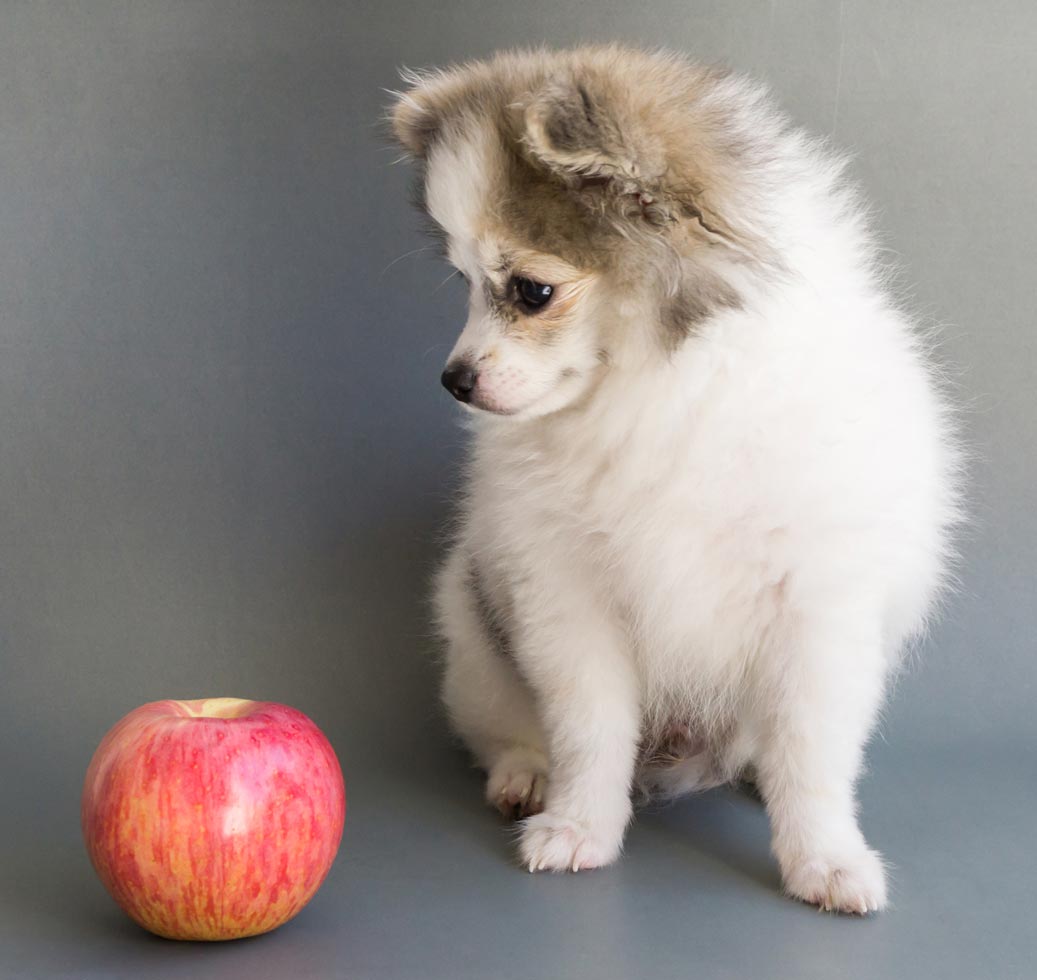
[81,698,345,941]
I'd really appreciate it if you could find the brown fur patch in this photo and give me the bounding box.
[662,269,743,347]
[390,46,779,343]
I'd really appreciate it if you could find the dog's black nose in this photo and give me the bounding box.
[441,364,477,403]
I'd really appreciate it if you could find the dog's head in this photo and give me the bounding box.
[390,46,777,419]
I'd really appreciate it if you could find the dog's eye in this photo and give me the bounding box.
[512,276,554,312]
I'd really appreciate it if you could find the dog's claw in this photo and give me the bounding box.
[488,765,547,821]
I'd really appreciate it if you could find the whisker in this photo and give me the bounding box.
[433,268,463,294]
[380,245,435,278]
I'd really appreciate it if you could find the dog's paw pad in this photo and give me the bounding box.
[783,847,888,915]
[519,812,621,872]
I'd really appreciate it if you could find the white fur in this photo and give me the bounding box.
[425,72,962,915]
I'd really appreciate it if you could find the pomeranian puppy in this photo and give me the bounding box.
[390,45,961,914]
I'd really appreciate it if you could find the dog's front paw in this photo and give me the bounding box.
[781,846,888,915]
[519,811,623,873]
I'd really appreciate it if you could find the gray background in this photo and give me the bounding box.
[1,1,1034,978]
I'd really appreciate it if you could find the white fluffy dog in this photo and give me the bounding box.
[391,45,961,914]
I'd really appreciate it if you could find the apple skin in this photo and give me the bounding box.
[81,698,345,941]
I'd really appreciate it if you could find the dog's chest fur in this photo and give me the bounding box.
[465,317,801,703]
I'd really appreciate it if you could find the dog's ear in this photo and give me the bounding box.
[389,66,479,159]
[389,67,468,160]
[522,72,740,242]
[522,73,667,191]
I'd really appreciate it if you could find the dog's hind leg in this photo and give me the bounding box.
[434,548,548,820]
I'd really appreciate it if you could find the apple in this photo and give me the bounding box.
[81,698,345,941]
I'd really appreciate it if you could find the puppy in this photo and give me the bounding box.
[390,45,962,914]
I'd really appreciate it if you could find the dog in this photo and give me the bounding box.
[389,45,962,914]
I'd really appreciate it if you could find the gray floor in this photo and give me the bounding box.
[3,724,1035,980]
[3,2,1036,978]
